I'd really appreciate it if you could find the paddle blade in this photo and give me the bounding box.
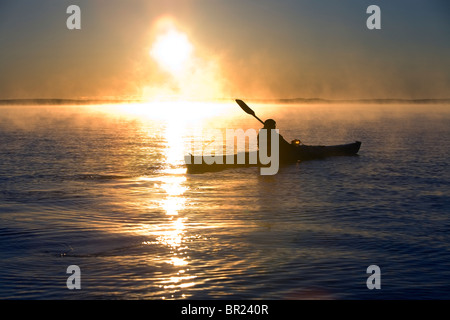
[235,99,255,116]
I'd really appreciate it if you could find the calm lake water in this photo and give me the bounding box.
[0,102,449,299]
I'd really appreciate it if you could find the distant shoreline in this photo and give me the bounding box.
[248,98,450,105]
[0,98,449,105]
[0,99,137,106]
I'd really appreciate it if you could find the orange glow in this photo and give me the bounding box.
[142,16,228,101]
[112,101,232,123]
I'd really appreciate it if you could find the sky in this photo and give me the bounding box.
[0,0,449,100]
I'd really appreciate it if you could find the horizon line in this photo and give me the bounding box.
[1,97,449,105]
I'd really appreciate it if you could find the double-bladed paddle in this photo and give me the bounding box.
[235,99,265,125]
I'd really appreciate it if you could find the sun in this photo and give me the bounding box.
[142,16,227,101]
[150,28,193,76]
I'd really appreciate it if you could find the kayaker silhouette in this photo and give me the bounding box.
[258,119,296,162]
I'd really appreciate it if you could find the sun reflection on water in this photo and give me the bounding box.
[110,102,211,298]
[156,117,195,297]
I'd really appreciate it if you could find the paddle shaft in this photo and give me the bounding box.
[250,113,265,125]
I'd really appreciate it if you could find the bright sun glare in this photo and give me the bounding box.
[150,29,193,76]
[142,16,227,102]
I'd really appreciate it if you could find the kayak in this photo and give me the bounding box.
[185,141,361,173]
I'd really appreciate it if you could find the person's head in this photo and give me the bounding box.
[263,119,276,129]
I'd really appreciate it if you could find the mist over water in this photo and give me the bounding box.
[0,102,449,299]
